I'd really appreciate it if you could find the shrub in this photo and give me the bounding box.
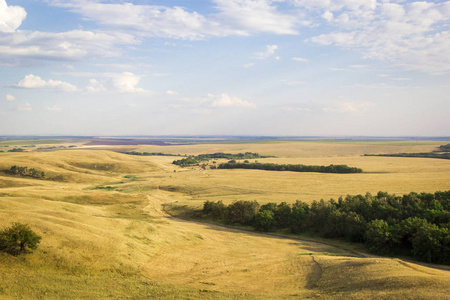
[0,223,41,256]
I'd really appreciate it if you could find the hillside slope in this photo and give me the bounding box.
[0,147,449,299]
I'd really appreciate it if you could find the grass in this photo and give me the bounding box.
[0,140,449,299]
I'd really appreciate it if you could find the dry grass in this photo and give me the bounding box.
[0,141,449,298]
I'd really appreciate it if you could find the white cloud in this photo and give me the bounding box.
[349,64,368,69]
[213,0,299,35]
[282,105,312,112]
[85,79,106,93]
[6,94,15,101]
[329,67,348,72]
[0,0,26,32]
[210,93,256,108]
[323,100,374,114]
[48,0,300,39]
[292,57,308,62]
[306,1,450,74]
[85,72,146,93]
[283,80,307,86]
[18,102,32,111]
[343,82,423,90]
[54,1,210,39]
[0,30,137,66]
[166,90,178,96]
[254,44,278,59]
[243,63,256,68]
[322,11,334,22]
[15,74,78,92]
[109,72,144,93]
[46,105,61,111]
[291,0,377,12]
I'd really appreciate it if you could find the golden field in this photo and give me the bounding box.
[0,140,449,299]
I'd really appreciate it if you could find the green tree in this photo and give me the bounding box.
[289,200,309,233]
[227,200,260,225]
[254,210,275,232]
[274,202,292,229]
[203,201,227,220]
[0,223,41,256]
[364,219,397,254]
[411,223,449,264]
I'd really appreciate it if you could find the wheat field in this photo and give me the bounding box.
[0,141,449,299]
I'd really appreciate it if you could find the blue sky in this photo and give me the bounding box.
[1,0,449,136]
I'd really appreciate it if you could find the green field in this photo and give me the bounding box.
[0,140,449,299]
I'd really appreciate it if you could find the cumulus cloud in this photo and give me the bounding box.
[0,30,137,66]
[254,45,278,59]
[0,0,303,67]
[15,74,78,92]
[85,72,146,93]
[6,94,15,101]
[109,72,144,93]
[48,0,300,39]
[304,1,450,74]
[213,0,299,35]
[210,93,256,108]
[0,0,26,32]
[51,1,210,39]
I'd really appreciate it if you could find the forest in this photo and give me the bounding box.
[200,191,450,264]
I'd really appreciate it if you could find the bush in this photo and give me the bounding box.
[0,223,41,256]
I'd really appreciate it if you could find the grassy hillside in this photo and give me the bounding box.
[0,141,449,298]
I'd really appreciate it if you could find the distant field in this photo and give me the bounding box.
[131,141,450,206]
[0,140,449,299]
[0,139,63,146]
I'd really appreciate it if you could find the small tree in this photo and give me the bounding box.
[0,223,41,256]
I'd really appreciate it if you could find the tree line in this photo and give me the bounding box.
[121,151,181,157]
[7,165,46,179]
[364,143,450,160]
[364,152,450,160]
[217,162,363,174]
[199,190,450,264]
[439,143,450,152]
[172,152,272,167]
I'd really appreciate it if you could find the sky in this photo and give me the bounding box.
[0,0,449,137]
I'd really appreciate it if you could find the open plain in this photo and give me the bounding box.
[1,139,450,299]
